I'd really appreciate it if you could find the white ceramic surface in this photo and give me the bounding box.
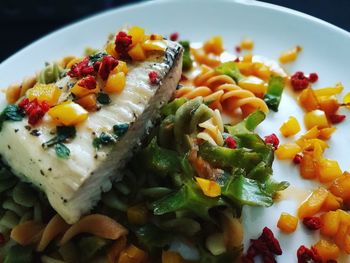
[1,0,349,261]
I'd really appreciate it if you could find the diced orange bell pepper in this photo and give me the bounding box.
[118,245,148,263]
[239,39,254,50]
[203,36,224,55]
[238,76,267,97]
[195,177,221,197]
[275,143,301,160]
[313,239,340,261]
[298,187,329,219]
[314,83,344,97]
[317,96,339,116]
[277,212,298,233]
[191,48,221,67]
[318,127,336,140]
[71,82,99,98]
[320,211,340,236]
[302,126,320,139]
[279,46,301,64]
[127,204,148,225]
[251,62,271,81]
[128,43,146,61]
[298,88,319,112]
[142,40,167,52]
[343,92,350,109]
[128,26,145,47]
[242,53,253,62]
[304,110,329,130]
[27,83,61,106]
[111,60,128,75]
[161,251,185,263]
[48,101,88,126]
[236,62,253,76]
[334,221,350,253]
[300,151,316,179]
[105,42,119,58]
[75,94,97,111]
[105,72,126,93]
[6,84,21,104]
[329,174,350,201]
[279,116,301,137]
[322,192,342,212]
[317,159,342,183]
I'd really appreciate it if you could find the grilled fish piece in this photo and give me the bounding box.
[0,41,183,223]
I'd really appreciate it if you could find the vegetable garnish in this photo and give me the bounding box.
[264,76,285,111]
[42,126,76,158]
[0,104,25,131]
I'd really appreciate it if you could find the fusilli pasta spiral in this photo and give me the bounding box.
[197,109,224,146]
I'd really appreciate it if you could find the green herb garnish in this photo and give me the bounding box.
[113,123,129,137]
[264,76,285,112]
[179,41,193,71]
[89,52,107,65]
[43,126,76,158]
[93,132,116,149]
[97,93,111,105]
[0,105,25,132]
[54,143,70,159]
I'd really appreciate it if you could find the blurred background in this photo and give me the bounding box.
[0,0,349,62]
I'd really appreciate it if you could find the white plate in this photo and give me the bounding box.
[1,0,349,261]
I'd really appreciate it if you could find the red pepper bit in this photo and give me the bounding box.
[77,75,97,89]
[98,55,118,80]
[170,32,179,41]
[329,114,346,124]
[291,71,310,91]
[302,217,322,230]
[67,57,94,78]
[234,57,240,62]
[308,73,318,83]
[297,245,321,263]
[235,46,241,53]
[149,71,158,84]
[115,31,132,58]
[225,136,237,149]
[0,233,6,245]
[264,133,279,150]
[18,98,49,125]
[293,153,303,164]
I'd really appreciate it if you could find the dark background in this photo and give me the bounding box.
[1,0,349,63]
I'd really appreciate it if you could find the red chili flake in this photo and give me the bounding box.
[115,31,132,58]
[264,133,279,149]
[297,245,321,263]
[293,153,303,164]
[291,71,310,91]
[308,73,318,83]
[329,114,346,124]
[235,46,241,53]
[77,75,97,89]
[149,71,158,84]
[225,136,237,149]
[170,32,179,41]
[303,217,322,230]
[259,227,282,255]
[0,233,5,245]
[98,55,118,80]
[234,57,240,62]
[67,57,94,78]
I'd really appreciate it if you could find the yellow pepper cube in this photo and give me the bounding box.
[105,41,118,58]
[313,239,340,262]
[280,116,301,137]
[304,110,329,130]
[127,204,148,225]
[195,177,221,197]
[302,126,320,139]
[343,92,350,109]
[275,143,301,160]
[318,159,343,183]
[128,43,146,61]
[298,187,329,219]
[112,60,128,75]
[252,62,271,81]
[314,83,343,97]
[128,26,145,46]
[236,62,254,76]
[238,76,267,97]
[142,40,167,52]
[319,127,336,140]
[161,251,185,263]
[320,211,340,236]
[279,46,302,64]
[105,72,126,93]
[203,36,224,55]
[298,88,319,112]
[75,94,97,111]
[27,83,61,106]
[71,83,99,98]
[277,212,298,233]
[240,38,254,50]
[48,101,88,126]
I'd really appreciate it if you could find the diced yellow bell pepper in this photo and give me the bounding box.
[236,62,253,76]
[127,204,148,225]
[238,76,267,97]
[105,72,126,93]
[239,39,254,50]
[298,187,329,219]
[279,46,302,64]
[318,127,336,140]
[320,211,340,236]
[314,83,343,97]
[317,96,339,116]
[48,101,88,126]
[142,40,167,52]
[118,245,148,263]
[343,92,350,109]
[300,151,316,179]
[105,42,119,58]
[128,26,145,46]
[322,192,342,212]
[203,36,224,55]
[302,126,320,139]
[252,62,271,81]
[298,88,319,112]
[6,84,21,104]
[71,82,99,98]
[195,177,221,197]
[280,116,301,137]
[304,110,329,130]
[161,251,185,263]
[75,94,97,111]
[128,43,146,61]
[66,57,83,69]
[242,53,253,62]
[329,174,350,202]
[307,139,328,152]
[317,159,342,183]
[112,60,128,75]
[27,83,61,106]
[313,239,340,261]
[191,48,221,67]
[277,212,298,233]
[275,143,301,160]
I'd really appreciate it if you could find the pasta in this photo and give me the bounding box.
[197,109,224,146]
